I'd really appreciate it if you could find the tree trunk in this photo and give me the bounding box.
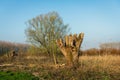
[53,52,58,65]
[56,33,84,68]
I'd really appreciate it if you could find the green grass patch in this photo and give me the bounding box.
[0,70,39,80]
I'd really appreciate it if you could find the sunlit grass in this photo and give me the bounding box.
[0,53,120,80]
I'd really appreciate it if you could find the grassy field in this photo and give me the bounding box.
[0,54,120,80]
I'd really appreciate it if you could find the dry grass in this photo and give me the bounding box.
[0,54,120,80]
[80,55,120,74]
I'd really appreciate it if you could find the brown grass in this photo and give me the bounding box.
[0,53,120,80]
[80,55,120,74]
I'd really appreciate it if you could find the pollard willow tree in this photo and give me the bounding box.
[25,12,69,64]
[56,33,84,68]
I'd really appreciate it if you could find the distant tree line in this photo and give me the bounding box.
[0,41,29,55]
[83,42,120,56]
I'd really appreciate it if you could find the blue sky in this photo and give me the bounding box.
[0,0,120,49]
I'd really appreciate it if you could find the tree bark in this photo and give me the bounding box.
[56,33,84,68]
